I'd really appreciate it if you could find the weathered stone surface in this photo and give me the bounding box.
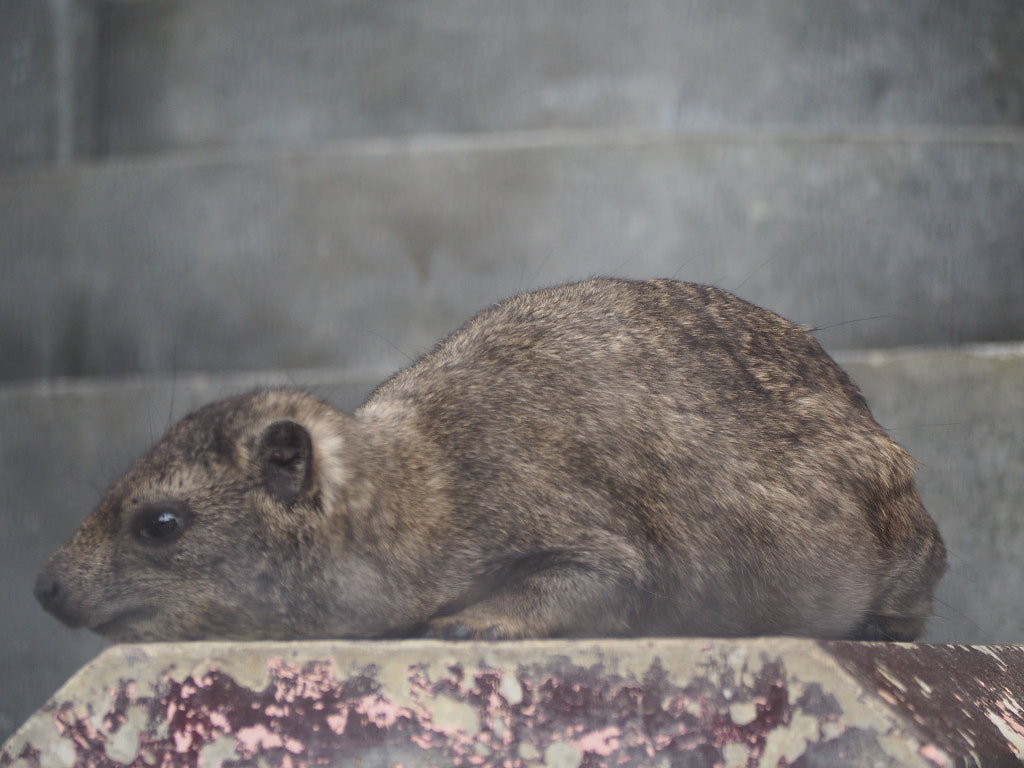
[3,639,1022,767]
[825,642,1024,763]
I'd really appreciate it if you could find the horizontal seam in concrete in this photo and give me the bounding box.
[4,125,1024,182]
[0,366,396,402]
[3,341,1022,400]
[834,341,1024,366]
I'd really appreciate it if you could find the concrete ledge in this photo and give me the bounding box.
[3,639,1023,767]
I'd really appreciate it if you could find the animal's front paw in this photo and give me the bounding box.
[423,616,515,640]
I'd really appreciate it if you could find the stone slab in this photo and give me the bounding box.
[2,132,1023,381]
[94,0,1024,157]
[3,639,1023,767]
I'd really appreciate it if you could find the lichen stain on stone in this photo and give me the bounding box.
[2,651,882,768]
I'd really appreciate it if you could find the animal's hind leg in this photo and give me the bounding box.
[424,537,648,640]
[848,613,927,642]
[423,565,633,639]
[850,540,947,642]
[851,492,948,642]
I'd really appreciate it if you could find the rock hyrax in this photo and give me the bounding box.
[35,278,946,642]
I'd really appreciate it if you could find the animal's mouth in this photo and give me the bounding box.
[90,607,157,641]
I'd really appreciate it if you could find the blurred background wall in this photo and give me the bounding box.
[2,0,1023,743]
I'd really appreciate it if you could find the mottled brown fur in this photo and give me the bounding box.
[35,278,946,642]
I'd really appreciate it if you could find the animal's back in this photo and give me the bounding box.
[363,278,945,640]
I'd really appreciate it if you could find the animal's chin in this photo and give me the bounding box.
[90,608,160,642]
[90,608,249,643]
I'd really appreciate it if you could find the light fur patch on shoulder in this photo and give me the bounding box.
[308,417,349,511]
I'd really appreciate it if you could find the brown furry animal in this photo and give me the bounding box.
[35,278,946,642]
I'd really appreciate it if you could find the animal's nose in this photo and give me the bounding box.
[34,568,62,610]
[34,566,84,628]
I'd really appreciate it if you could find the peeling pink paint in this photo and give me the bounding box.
[171,730,190,753]
[355,694,411,728]
[410,732,434,749]
[237,724,285,753]
[575,725,622,755]
[919,742,951,767]
[267,657,339,703]
[8,643,1024,768]
[326,710,348,734]
[877,689,899,706]
[991,700,1024,741]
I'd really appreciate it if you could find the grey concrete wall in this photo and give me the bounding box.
[0,0,58,168]
[2,133,1023,381]
[3,0,1022,380]
[0,0,97,169]
[2,344,1022,742]
[4,0,1023,171]
[96,0,1024,157]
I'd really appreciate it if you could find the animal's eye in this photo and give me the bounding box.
[131,502,192,543]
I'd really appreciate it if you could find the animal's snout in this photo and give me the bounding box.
[34,565,83,628]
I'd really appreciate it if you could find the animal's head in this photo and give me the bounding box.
[34,389,363,641]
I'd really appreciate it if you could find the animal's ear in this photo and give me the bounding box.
[259,420,314,501]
